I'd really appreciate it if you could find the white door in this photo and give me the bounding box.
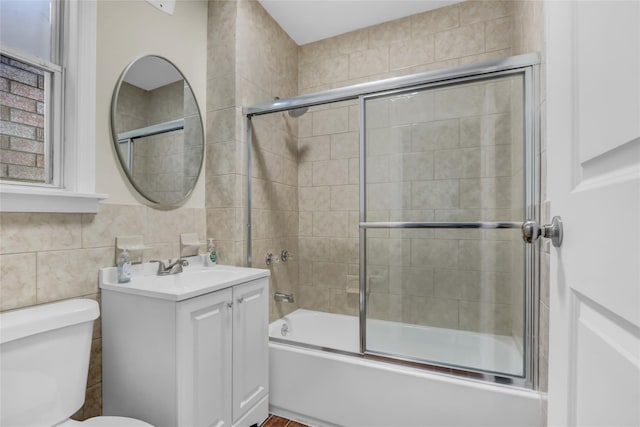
[232,278,269,423]
[546,1,640,426]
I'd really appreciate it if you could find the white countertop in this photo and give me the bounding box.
[99,256,270,301]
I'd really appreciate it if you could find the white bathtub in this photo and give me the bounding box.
[269,309,542,427]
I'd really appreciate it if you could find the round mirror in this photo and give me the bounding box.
[111,55,204,207]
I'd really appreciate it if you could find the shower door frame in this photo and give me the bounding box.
[244,53,540,389]
[358,68,538,389]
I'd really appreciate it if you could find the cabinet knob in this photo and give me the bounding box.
[227,302,233,308]
[237,296,245,304]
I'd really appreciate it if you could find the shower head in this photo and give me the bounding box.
[287,107,308,118]
[273,97,308,118]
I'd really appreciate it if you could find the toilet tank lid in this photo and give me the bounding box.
[0,299,99,344]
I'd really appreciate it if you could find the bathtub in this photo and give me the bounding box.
[269,309,542,427]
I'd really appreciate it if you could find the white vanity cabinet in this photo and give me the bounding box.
[100,264,269,427]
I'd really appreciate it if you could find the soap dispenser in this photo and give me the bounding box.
[117,249,132,283]
[206,238,217,266]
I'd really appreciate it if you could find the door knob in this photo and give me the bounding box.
[521,216,563,247]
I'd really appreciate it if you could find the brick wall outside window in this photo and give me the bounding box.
[0,54,46,183]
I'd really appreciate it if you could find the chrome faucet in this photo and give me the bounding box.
[274,292,294,303]
[150,258,189,275]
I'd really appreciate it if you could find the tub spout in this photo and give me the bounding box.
[274,292,295,303]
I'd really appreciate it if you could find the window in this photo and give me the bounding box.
[0,0,105,212]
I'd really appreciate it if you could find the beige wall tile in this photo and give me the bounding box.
[410,239,458,269]
[312,107,349,136]
[485,16,513,51]
[389,91,434,126]
[389,266,434,297]
[411,5,460,38]
[207,73,236,111]
[36,247,112,304]
[434,22,485,61]
[298,161,312,187]
[458,0,511,26]
[330,238,359,264]
[460,113,511,147]
[434,148,481,179]
[144,207,198,244]
[458,239,511,272]
[367,238,411,267]
[367,126,412,156]
[298,237,333,260]
[365,155,390,183]
[1,213,81,254]
[312,211,348,237]
[312,159,349,186]
[411,119,459,151]
[206,208,239,241]
[207,141,238,176]
[298,284,330,312]
[389,152,435,181]
[330,289,359,316]
[299,186,331,211]
[459,176,512,209]
[411,179,459,209]
[313,261,347,289]
[349,47,390,79]
[206,107,238,143]
[330,185,359,211]
[81,204,147,248]
[206,174,241,207]
[348,158,360,185]
[298,135,330,162]
[369,16,411,48]
[330,132,359,159]
[390,37,435,70]
[0,252,37,311]
[367,182,411,210]
[299,55,348,89]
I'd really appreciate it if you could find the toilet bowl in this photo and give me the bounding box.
[0,299,153,427]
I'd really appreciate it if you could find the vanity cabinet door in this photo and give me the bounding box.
[177,288,233,427]
[232,278,269,423]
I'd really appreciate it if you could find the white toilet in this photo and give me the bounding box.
[0,299,152,427]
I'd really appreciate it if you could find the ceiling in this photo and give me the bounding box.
[257,0,464,45]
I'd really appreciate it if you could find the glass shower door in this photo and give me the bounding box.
[360,72,531,378]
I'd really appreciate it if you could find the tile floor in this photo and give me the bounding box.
[262,414,309,427]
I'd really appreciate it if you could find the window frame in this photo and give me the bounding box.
[0,0,106,213]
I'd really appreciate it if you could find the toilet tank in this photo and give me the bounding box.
[0,299,100,426]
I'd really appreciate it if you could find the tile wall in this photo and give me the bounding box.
[0,205,206,418]
[207,0,300,320]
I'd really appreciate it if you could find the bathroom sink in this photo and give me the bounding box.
[99,257,270,301]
